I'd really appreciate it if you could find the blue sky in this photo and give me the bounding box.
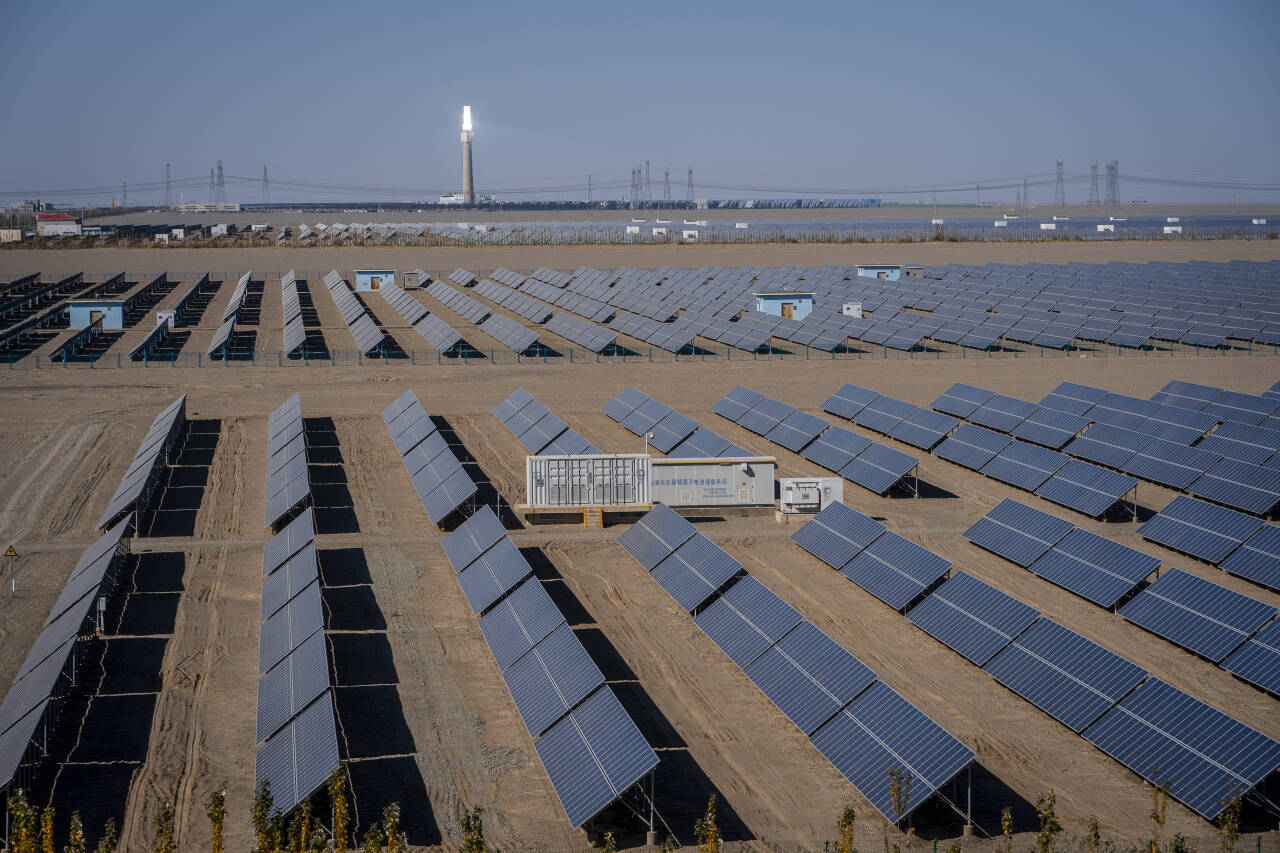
[2,0,1277,204]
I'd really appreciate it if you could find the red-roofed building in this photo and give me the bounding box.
[36,213,82,237]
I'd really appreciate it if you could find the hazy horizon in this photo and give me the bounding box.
[3,0,1278,206]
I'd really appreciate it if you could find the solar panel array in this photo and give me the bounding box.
[444,506,658,827]
[323,269,386,354]
[603,387,747,457]
[281,269,307,355]
[206,270,252,358]
[716,386,919,495]
[255,499,338,818]
[382,390,478,524]
[474,278,555,323]
[425,280,491,324]
[0,514,132,791]
[98,394,187,529]
[493,388,600,456]
[1119,568,1277,663]
[266,393,312,530]
[379,281,463,353]
[619,503,974,822]
[545,312,617,353]
[1138,495,1279,590]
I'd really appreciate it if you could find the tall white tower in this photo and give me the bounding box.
[461,105,475,204]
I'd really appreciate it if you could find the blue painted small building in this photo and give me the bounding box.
[67,299,125,329]
[856,264,902,280]
[354,269,396,291]
[754,291,814,321]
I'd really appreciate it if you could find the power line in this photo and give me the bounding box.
[1087,162,1100,205]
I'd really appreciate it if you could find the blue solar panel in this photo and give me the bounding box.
[1188,458,1280,516]
[1027,528,1159,608]
[1220,618,1280,695]
[711,385,765,423]
[931,383,994,418]
[980,441,1071,491]
[1119,568,1277,662]
[478,577,566,671]
[1200,390,1280,426]
[969,395,1037,432]
[791,502,886,569]
[1034,460,1138,518]
[1137,495,1265,564]
[809,681,975,822]
[694,576,804,669]
[1010,406,1091,450]
[852,396,917,434]
[738,397,796,436]
[1121,439,1221,490]
[650,533,743,612]
[933,424,1013,470]
[841,531,952,611]
[1219,524,1280,591]
[840,443,918,495]
[822,384,878,420]
[456,538,534,615]
[745,621,877,735]
[800,426,872,473]
[1082,677,1280,820]
[1087,393,1162,430]
[964,499,1074,567]
[906,572,1041,665]
[616,503,697,571]
[1135,405,1219,444]
[620,398,674,436]
[889,408,960,451]
[503,623,605,737]
[602,387,649,422]
[1064,424,1152,469]
[535,686,659,828]
[1196,421,1280,465]
[983,618,1149,732]
[766,410,830,452]
[670,427,732,458]
[1041,382,1108,416]
[1150,380,1223,410]
[648,411,699,454]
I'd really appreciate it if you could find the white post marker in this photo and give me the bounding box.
[5,545,16,596]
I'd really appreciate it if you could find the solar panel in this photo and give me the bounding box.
[809,681,975,822]
[650,533,742,612]
[503,623,605,737]
[620,398,674,436]
[457,537,534,615]
[738,397,796,436]
[906,572,1041,665]
[1137,495,1265,564]
[980,441,1070,491]
[493,388,534,425]
[969,395,1037,432]
[1034,460,1138,518]
[616,503,697,570]
[478,577,566,671]
[1117,438,1220,490]
[766,410,829,452]
[1220,617,1280,695]
[822,384,878,420]
[1188,458,1280,516]
[791,502,886,569]
[1196,421,1280,465]
[983,617,1149,732]
[1027,528,1159,608]
[1150,380,1223,410]
[841,531,952,611]
[964,499,1074,567]
[889,408,959,451]
[256,628,329,743]
[852,396,916,434]
[648,411,699,454]
[694,576,804,669]
[711,385,765,422]
[260,542,319,620]
[670,427,732,458]
[259,580,324,675]
[0,700,49,791]
[840,443,917,495]
[931,383,994,418]
[933,424,1013,470]
[1082,678,1280,820]
[745,621,877,735]
[800,426,872,473]
[254,693,340,818]
[1119,568,1277,662]
[1041,382,1108,416]
[1200,390,1279,426]
[1064,424,1152,469]
[1219,524,1280,591]
[602,387,650,422]
[535,686,659,828]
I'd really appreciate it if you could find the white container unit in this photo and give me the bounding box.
[526,454,651,508]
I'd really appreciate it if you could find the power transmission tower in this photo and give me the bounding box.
[164,164,172,208]
[1054,160,1065,207]
[1105,160,1119,205]
[663,167,671,204]
[262,165,269,205]
[122,182,127,209]
[1023,177,1029,209]
[587,174,592,204]
[215,161,225,204]
[209,168,215,203]
[644,161,651,204]
[686,167,693,203]
[1087,162,1100,205]
[1015,184,1021,208]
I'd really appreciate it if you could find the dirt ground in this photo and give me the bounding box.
[0,245,1278,852]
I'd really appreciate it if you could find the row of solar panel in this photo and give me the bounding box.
[0,513,133,792]
[441,506,659,828]
[210,271,253,357]
[602,387,747,457]
[324,270,385,355]
[791,500,1280,819]
[965,499,1280,695]
[377,282,464,354]
[281,269,310,355]
[1138,495,1280,592]
[381,391,478,525]
[265,393,311,530]
[493,388,601,456]
[98,394,187,529]
[256,402,340,819]
[617,503,975,822]
[716,385,919,496]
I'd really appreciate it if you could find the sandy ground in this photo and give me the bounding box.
[1,246,1279,852]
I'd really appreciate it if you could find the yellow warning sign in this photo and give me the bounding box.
[4,546,15,558]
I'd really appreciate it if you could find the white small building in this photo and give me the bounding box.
[36,213,82,237]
